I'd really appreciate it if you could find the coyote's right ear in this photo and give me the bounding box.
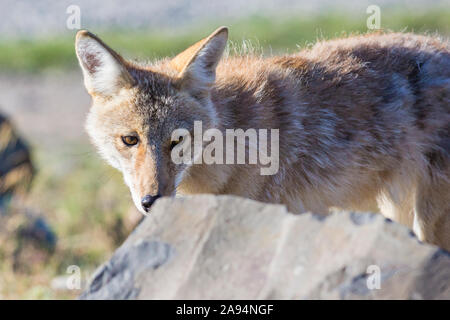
[75,30,133,97]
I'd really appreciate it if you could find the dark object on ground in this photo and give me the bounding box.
[0,112,34,213]
[17,215,57,251]
[12,214,57,272]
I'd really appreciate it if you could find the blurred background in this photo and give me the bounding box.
[0,0,448,299]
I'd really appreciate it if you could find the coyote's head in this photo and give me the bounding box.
[75,27,228,214]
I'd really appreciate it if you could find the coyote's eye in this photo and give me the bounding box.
[122,135,139,146]
[170,136,183,151]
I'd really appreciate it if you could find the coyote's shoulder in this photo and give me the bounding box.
[75,29,450,250]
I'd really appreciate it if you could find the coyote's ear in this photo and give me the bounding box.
[171,27,228,96]
[75,30,133,97]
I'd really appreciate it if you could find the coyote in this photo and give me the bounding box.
[75,27,450,250]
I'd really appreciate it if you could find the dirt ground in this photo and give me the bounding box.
[0,72,91,149]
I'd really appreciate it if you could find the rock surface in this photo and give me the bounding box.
[80,195,450,300]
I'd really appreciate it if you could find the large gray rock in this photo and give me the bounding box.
[80,195,450,300]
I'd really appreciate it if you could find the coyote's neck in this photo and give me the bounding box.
[179,59,301,196]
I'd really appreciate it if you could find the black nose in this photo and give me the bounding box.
[141,194,161,212]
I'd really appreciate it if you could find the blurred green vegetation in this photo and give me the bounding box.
[0,146,140,299]
[0,9,449,73]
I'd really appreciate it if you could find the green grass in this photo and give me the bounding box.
[0,9,448,73]
[0,145,137,299]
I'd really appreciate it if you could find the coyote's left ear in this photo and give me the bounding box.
[75,30,134,97]
[171,27,228,96]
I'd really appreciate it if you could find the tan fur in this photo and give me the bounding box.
[75,28,450,250]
